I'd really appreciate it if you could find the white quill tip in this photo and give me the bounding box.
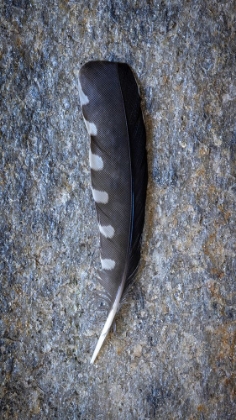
[90,305,116,364]
[90,285,123,363]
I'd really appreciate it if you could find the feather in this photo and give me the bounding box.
[78,61,148,363]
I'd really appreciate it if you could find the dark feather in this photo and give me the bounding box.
[78,61,148,363]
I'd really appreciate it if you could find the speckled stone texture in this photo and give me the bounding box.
[0,1,235,419]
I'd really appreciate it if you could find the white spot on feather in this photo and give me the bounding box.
[84,119,97,136]
[101,258,115,270]
[89,150,104,170]
[92,189,109,204]
[98,224,115,238]
[78,79,89,105]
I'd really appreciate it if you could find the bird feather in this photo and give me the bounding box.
[78,61,148,363]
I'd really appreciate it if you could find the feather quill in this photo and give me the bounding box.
[78,61,148,363]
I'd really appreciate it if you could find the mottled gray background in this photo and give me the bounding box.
[1,1,236,419]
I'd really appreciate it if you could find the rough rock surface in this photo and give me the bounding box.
[1,1,235,419]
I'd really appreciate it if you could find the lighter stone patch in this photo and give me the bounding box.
[101,258,116,270]
[89,150,104,170]
[98,224,115,238]
[78,79,89,105]
[92,189,109,204]
[84,119,97,136]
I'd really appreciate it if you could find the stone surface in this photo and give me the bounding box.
[0,1,236,419]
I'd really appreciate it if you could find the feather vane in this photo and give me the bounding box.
[78,61,148,363]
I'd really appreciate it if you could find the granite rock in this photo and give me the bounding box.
[0,1,235,419]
